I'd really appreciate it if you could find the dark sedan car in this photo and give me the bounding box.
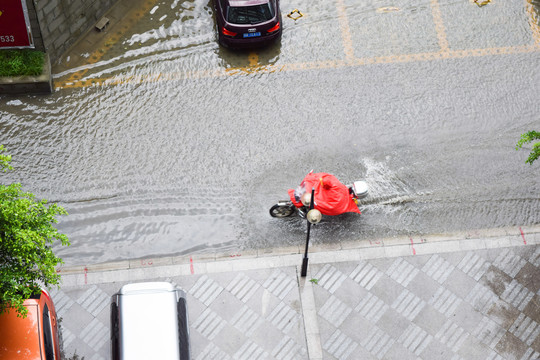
[214,0,282,48]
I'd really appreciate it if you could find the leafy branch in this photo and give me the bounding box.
[0,146,69,317]
[516,131,540,165]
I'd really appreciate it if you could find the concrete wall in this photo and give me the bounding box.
[27,0,116,63]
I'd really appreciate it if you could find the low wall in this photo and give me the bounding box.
[0,53,53,95]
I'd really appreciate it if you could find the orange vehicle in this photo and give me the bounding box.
[0,289,61,360]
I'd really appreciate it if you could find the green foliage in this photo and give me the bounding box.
[0,49,44,77]
[516,131,540,165]
[0,146,69,317]
[0,145,12,172]
[309,278,319,285]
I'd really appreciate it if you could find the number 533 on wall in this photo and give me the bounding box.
[0,0,34,48]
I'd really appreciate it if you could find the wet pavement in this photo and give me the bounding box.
[53,226,540,360]
[1,0,539,265]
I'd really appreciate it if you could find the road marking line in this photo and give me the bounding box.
[55,43,540,89]
[430,0,450,53]
[335,0,355,63]
[64,0,160,83]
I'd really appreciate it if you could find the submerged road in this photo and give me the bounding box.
[0,0,539,265]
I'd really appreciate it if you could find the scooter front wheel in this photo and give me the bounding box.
[269,204,296,218]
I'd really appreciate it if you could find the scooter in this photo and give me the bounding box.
[269,180,369,218]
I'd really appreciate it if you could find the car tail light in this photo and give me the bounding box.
[267,22,280,33]
[222,28,237,37]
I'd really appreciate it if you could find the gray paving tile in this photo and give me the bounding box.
[404,269,441,302]
[386,257,420,287]
[338,310,377,344]
[398,322,433,356]
[348,260,384,291]
[384,342,417,360]
[375,307,409,340]
[332,276,370,309]
[486,299,521,329]
[451,301,485,335]
[434,319,469,353]
[413,303,449,336]
[444,267,480,300]
[420,337,459,360]
[481,265,513,297]
[270,335,307,360]
[322,329,359,360]
[391,288,426,321]
[523,294,540,324]
[456,251,491,281]
[456,335,493,360]
[359,326,395,359]
[318,294,353,328]
[515,262,540,294]
[355,292,389,324]
[495,331,529,360]
[370,275,404,306]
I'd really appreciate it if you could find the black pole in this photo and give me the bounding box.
[301,187,315,277]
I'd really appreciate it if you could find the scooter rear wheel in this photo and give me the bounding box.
[269,204,296,218]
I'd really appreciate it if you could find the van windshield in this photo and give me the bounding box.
[227,4,274,24]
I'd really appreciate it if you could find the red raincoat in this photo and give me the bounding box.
[288,172,361,216]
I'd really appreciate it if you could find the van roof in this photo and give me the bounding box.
[119,282,181,360]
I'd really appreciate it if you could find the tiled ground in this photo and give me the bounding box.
[311,246,540,360]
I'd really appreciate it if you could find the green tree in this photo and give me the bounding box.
[516,131,540,165]
[0,145,69,317]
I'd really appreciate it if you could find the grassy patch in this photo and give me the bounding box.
[0,49,45,77]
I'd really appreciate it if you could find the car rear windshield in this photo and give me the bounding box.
[227,4,274,24]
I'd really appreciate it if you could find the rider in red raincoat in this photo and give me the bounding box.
[288,172,361,216]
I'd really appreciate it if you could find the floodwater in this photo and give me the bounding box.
[1,0,539,265]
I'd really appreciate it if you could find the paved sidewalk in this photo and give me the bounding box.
[53,226,540,360]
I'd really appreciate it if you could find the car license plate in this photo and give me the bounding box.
[243,32,261,38]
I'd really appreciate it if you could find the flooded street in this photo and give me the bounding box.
[1,0,539,265]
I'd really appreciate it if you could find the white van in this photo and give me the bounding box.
[111,282,190,360]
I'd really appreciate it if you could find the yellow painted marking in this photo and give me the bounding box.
[54,0,540,90]
[335,0,355,63]
[62,0,161,84]
[55,44,540,90]
[430,0,450,53]
[473,0,491,7]
[376,7,400,13]
[287,9,304,20]
[248,52,259,67]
